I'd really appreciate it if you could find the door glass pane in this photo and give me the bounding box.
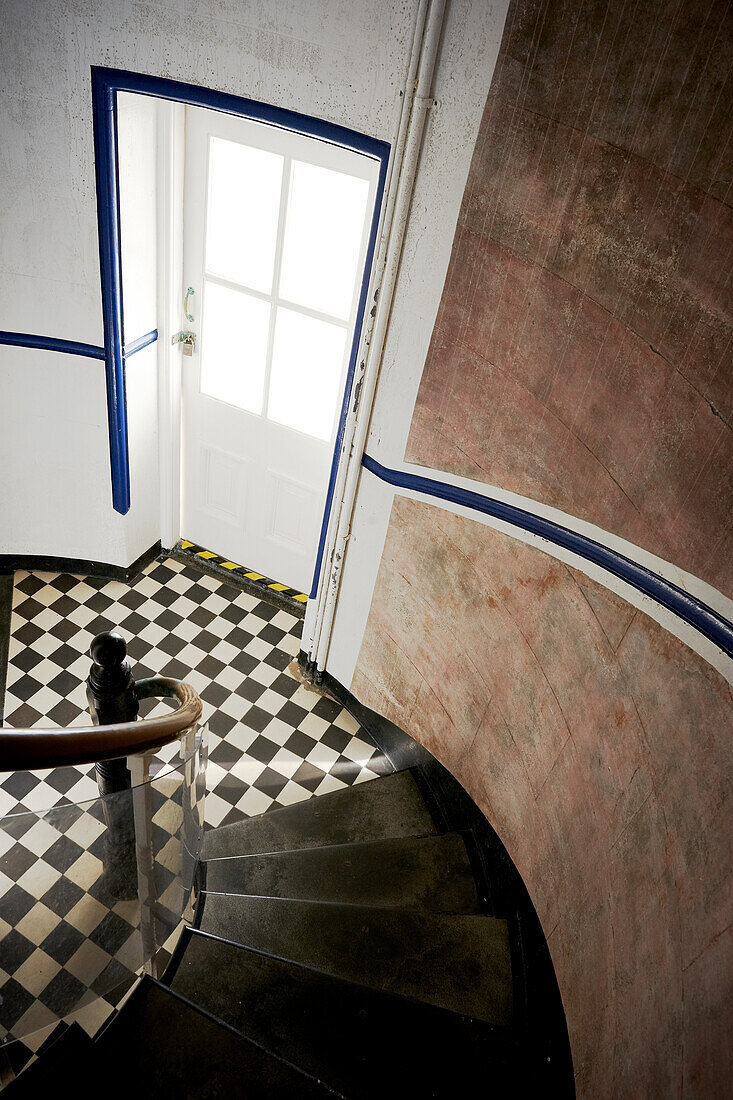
[279,161,370,320]
[205,137,283,293]
[200,279,270,414]
[267,307,348,441]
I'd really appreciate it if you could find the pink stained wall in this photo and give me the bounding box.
[352,495,732,1098]
[405,0,732,597]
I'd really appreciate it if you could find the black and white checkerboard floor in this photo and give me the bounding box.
[0,556,389,1058]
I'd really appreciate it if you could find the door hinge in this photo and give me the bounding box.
[171,331,196,356]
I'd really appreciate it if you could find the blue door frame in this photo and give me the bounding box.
[91,67,390,597]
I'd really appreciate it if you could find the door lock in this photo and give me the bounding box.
[172,331,196,356]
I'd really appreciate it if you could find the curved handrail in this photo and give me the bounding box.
[0,677,202,772]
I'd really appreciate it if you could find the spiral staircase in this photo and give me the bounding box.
[0,634,572,1098]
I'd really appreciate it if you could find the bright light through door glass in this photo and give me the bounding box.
[268,308,348,441]
[279,161,370,320]
[200,279,270,414]
[205,137,283,293]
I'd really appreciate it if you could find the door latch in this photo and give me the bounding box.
[171,331,196,356]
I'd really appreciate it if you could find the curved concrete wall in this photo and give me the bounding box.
[406,0,732,596]
[347,0,732,1095]
[353,496,732,1097]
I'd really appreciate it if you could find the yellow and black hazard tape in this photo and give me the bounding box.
[179,541,308,607]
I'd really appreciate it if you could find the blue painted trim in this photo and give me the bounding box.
[91,68,391,590]
[92,68,130,514]
[0,331,105,360]
[309,154,390,598]
[123,329,158,358]
[361,453,733,659]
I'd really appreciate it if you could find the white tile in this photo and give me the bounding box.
[16,903,61,946]
[234,787,273,818]
[274,781,312,808]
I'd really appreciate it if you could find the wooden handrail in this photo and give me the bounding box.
[0,677,202,772]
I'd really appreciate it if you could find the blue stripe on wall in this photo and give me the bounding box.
[0,332,105,360]
[361,453,733,659]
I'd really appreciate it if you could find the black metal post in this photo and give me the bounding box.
[87,631,139,899]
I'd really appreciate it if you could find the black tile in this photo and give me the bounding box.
[0,977,35,1030]
[0,929,36,973]
[278,701,309,728]
[290,761,327,792]
[48,594,78,618]
[9,648,43,674]
[191,629,218,654]
[260,624,285,646]
[236,678,265,703]
[320,726,352,754]
[157,633,187,657]
[118,589,147,610]
[226,627,253,650]
[270,672,300,699]
[189,607,215,628]
[47,642,82,670]
[48,619,81,643]
[211,775,248,806]
[209,741,242,768]
[0,843,36,882]
[47,669,82,697]
[48,575,78,594]
[201,682,229,707]
[40,920,86,966]
[89,912,136,956]
[12,622,43,646]
[283,730,318,759]
[246,735,279,764]
[41,876,85,918]
[148,564,177,585]
[1,771,39,801]
[252,767,289,798]
[242,706,271,733]
[207,712,238,738]
[153,609,183,633]
[197,655,225,680]
[16,575,45,596]
[14,597,45,622]
[92,960,136,1003]
[264,648,291,671]
[0,885,37,924]
[220,603,246,626]
[119,611,148,636]
[84,615,115,638]
[253,601,279,621]
[231,651,257,677]
[47,699,84,726]
[85,592,114,613]
[312,697,342,723]
[38,968,87,1016]
[3,703,43,727]
[158,659,190,680]
[43,836,85,874]
[150,586,178,608]
[9,674,43,702]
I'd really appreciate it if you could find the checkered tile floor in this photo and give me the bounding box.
[0,556,389,1057]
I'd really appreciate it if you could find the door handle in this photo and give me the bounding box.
[184,286,195,322]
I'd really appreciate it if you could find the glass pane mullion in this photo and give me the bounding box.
[261,155,293,416]
[274,294,350,330]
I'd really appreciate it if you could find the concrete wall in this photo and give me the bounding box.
[339,0,733,1095]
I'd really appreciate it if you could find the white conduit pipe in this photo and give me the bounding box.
[304,0,429,656]
[309,0,447,670]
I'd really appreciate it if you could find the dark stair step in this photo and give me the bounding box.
[168,927,520,1099]
[94,975,340,1097]
[204,832,480,912]
[202,769,436,860]
[3,1022,94,1095]
[198,892,513,1026]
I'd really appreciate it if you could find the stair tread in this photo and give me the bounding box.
[95,976,339,1096]
[198,892,513,1026]
[204,831,480,912]
[201,769,436,860]
[168,928,518,1099]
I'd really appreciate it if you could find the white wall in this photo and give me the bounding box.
[0,0,420,564]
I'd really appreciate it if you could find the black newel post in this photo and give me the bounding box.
[87,631,139,899]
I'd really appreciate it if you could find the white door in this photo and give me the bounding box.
[180,106,379,594]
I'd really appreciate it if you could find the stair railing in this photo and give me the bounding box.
[0,631,207,1049]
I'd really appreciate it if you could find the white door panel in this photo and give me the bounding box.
[181,106,379,593]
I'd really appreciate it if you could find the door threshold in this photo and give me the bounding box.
[173,541,308,618]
